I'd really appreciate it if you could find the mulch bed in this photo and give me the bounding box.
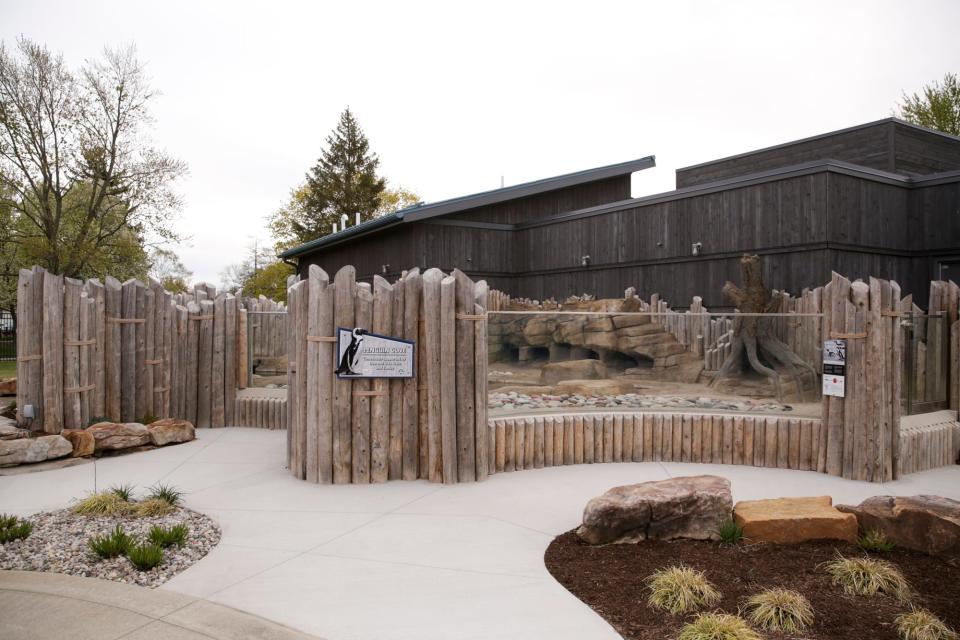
[545,531,960,639]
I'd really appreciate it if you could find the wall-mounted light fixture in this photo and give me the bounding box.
[691,242,703,256]
[381,264,390,275]
[580,255,591,267]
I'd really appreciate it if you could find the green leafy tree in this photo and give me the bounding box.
[0,37,186,280]
[898,72,960,136]
[149,248,191,293]
[219,242,292,302]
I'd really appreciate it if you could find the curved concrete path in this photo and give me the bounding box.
[2,427,960,640]
[0,570,317,639]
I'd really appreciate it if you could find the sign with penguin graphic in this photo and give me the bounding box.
[822,338,846,397]
[335,327,414,379]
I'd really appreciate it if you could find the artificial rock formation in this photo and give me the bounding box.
[147,418,196,446]
[733,496,858,544]
[0,435,72,467]
[539,359,608,385]
[837,495,960,558]
[86,422,151,451]
[61,429,95,457]
[489,298,704,383]
[577,475,733,545]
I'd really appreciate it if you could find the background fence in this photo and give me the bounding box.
[15,267,244,432]
[0,310,14,362]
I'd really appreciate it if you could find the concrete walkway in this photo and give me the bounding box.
[3,427,960,640]
[0,570,317,639]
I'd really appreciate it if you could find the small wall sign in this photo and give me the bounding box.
[335,327,414,379]
[822,338,846,398]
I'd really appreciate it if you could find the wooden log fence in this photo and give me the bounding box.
[286,265,489,484]
[15,268,244,431]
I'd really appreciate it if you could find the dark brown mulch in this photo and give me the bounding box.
[545,531,960,640]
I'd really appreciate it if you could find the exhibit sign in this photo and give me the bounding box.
[335,327,414,379]
[822,338,846,398]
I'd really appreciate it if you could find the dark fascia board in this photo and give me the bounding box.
[279,155,655,259]
[675,117,960,175]
[515,158,959,231]
[400,155,655,222]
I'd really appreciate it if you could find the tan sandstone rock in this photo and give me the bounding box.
[148,418,196,446]
[734,496,858,544]
[577,475,733,545]
[836,495,960,558]
[0,378,15,395]
[0,435,72,467]
[539,359,607,386]
[86,422,151,451]
[61,429,95,457]
[0,420,28,440]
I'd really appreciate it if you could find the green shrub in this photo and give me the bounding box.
[825,555,911,601]
[717,517,744,543]
[72,491,135,516]
[109,484,136,502]
[744,587,814,632]
[859,528,896,553]
[89,525,133,558]
[677,612,761,640]
[86,416,110,427]
[646,565,722,615]
[0,513,32,543]
[148,524,188,548]
[135,498,175,517]
[146,483,183,507]
[127,543,164,571]
[895,608,958,640]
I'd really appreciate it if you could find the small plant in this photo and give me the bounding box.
[895,608,958,640]
[89,525,133,558]
[109,484,136,502]
[127,543,164,571]
[859,528,896,553]
[0,513,32,543]
[136,413,159,426]
[646,565,722,615]
[86,415,110,427]
[717,517,744,544]
[135,498,175,517]
[825,555,911,601]
[72,491,134,516]
[744,587,814,632]
[677,612,761,640]
[146,483,184,507]
[148,524,188,548]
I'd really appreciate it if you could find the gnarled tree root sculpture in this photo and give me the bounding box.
[709,255,819,402]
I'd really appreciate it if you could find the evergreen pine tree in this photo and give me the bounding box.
[295,108,386,240]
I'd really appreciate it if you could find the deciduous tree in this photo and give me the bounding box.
[898,72,960,136]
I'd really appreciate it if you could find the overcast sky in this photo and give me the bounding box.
[3,0,959,284]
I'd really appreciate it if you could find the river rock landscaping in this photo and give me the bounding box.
[0,488,220,588]
[488,390,792,413]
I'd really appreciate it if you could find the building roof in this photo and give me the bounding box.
[279,155,656,260]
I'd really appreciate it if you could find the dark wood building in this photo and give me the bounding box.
[281,119,960,309]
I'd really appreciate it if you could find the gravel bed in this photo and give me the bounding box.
[0,507,221,588]
[489,391,791,413]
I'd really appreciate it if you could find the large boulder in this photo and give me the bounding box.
[0,420,28,441]
[61,429,95,457]
[0,435,72,467]
[86,422,150,451]
[0,378,15,395]
[734,496,858,544]
[837,495,960,558]
[148,418,196,446]
[540,359,607,386]
[577,475,732,545]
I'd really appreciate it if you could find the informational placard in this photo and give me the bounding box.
[335,327,414,379]
[822,339,846,398]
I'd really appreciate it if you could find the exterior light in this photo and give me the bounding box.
[691,242,702,256]
[381,264,390,274]
[581,255,591,267]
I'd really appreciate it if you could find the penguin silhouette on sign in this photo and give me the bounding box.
[336,328,368,376]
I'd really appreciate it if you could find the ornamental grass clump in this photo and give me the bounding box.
[146,483,184,507]
[676,612,761,640]
[127,543,164,571]
[135,498,175,517]
[89,525,133,558]
[0,513,32,543]
[895,608,958,640]
[717,517,744,544]
[825,555,911,601]
[72,491,134,516]
[859,528,896,553]
[744,587,814,632]
[148,524,188,548]
[109,484,136,502]
[646,565,722,615]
